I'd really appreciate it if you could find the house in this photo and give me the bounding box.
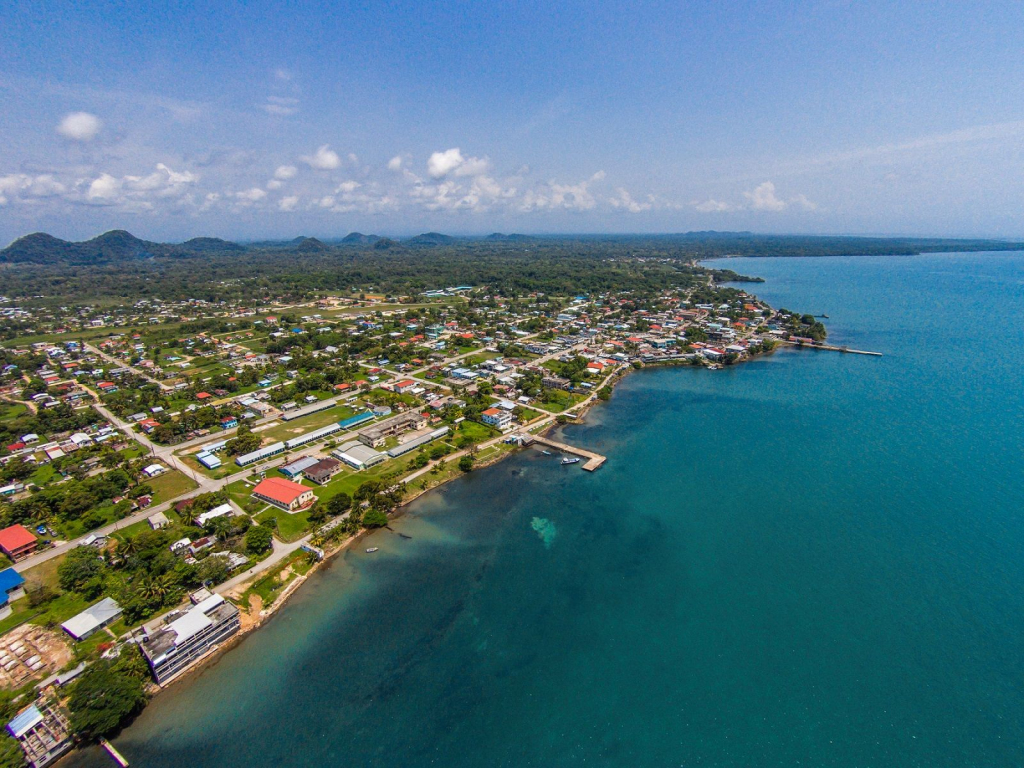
[251,476,315,512]
[148,511,170,529]
[60,597,122,641]
[6,698,73,768]
[279,455,320,479]
[219,416,238,429]
[0,568,26,621]
[394,379,417,394]
[0,525,37,561]
[196,503,234,527]
[481,408,513,430]
[304,457,343,485]
[142,463,166,478]
[138,592,240,684]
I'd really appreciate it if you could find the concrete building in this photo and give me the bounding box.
[138,593,241,684]
[481,407,513,430]
[357,412,428,448]
[250,476,315,512]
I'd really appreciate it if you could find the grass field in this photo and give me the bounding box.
[255,506,311,541]
[257,404,360,443]
[146,469,199,503]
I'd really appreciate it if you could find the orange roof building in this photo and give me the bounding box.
[0,525,37,561]
[251,477,315,512]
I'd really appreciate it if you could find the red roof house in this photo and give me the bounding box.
[0,525,37,561]
[251,477,315,512]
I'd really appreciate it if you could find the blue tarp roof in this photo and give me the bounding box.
[0,568,25,602]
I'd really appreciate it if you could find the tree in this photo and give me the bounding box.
[245,525,273,555]
[326,493,351,517]
[362,509,388,528]
[57,547,104,592]
[458,454,475,472]
[67,657,147,741]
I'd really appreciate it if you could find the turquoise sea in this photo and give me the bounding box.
[67,253,1024,767]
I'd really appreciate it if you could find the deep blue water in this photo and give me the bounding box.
[68,253,1024,767]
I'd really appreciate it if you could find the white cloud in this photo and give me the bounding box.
[792,194,819,211]
[427,148,492,179]
[609,188,652,213]
[428,148,465,178]
[694,198,736,213]
[263,96,299,116]
[88,173,121,201]
[278,195,299,211]
[523,171,606,212]
[745,181,787,211]
[336,180,361,194]
[234,187,267,202]
[57,112,102,142]
[274,165,298,180]
[387,155,404,171]
[266,180,283,190]
[301,145,342,170]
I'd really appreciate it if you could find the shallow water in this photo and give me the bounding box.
[67,252,1024,767]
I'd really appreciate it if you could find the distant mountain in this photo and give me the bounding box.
[0,229,170,265]
[180,237,245,252]
[294,237,331,253]
[407,232,455,246]
[372,237,402,251]
[485,233,534,242]
[340,232,381,244]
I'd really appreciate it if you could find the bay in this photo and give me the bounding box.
[67,252,1024,767]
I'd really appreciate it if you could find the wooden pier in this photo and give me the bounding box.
[782,340,882,356]
[521,434,607,471]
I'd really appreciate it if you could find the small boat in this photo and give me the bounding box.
[541,450,552,455]
[561,457,580,465]
[365,547,379,553]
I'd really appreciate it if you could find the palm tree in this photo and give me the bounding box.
[178,504,199,527]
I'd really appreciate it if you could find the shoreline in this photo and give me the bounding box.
[135,346,777,695]
[82,343,808,763]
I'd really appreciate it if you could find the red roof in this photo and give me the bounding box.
[252,477,309,506]
[196,392,212,399]
[482,407,502,416]
[0,525,36,552]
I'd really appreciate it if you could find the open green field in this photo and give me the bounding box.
[146,469,199,503]
[257,403,359,442]
[255,506,311,541]
[0,402,28,421]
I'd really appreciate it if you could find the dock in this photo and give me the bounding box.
[100,739,129,767]
[521,434,607,471]
[782,341,882,356]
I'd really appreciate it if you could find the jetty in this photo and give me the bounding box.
[521,434,607,471]
[782,340,882,356]
[100,739,129,767]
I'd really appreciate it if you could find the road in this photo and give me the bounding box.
[84,343,172,391]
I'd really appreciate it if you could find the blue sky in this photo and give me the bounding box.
[2,0,1024,243]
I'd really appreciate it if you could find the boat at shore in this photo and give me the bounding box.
[561,457,580,465]
[366,547,379,553]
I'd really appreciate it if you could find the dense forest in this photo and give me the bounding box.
[2,230,1022,306]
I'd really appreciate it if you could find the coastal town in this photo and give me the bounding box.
[0,276,828,766]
